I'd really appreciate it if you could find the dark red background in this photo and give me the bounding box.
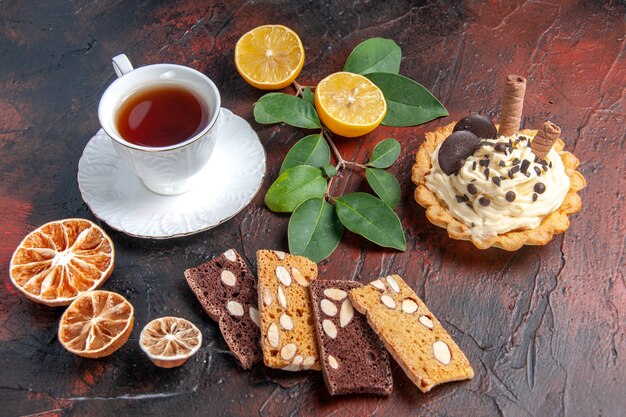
[1,1,624,416]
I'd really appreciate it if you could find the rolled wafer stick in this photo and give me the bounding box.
[498,74,527,136]
[531,121,561,159]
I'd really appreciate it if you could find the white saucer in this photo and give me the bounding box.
[77,108,266,239]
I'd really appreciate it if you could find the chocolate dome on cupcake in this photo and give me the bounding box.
[412,75,586,250]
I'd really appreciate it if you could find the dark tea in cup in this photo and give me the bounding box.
[115,84,209,148]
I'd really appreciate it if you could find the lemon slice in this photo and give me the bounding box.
[139,316,202,368]
[314,72,387,138]
[235,24,305,90]
[10,219,114,306]
[58,290,134,358]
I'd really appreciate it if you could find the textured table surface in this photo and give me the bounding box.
[1,1,624,416]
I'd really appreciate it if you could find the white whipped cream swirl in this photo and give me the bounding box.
[425,133,570,239]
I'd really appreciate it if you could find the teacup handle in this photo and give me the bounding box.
[112,54,134,78]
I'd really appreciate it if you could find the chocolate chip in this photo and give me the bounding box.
[519,135,528,141]
[512,158,520,165]
[455,195,466,203]
[510,165,520,174]
[453,113,497,139]
[479,197,491,206]
[472,161,477,170]
[438,131,481,175]
[492,176,501,187]
[520,160,530,174]
[494,143,507,153]
[542,165,548,172]
[498,160,506,167]
[534,166,542,176]
[532,193,538,202]
[540,159,548,166]
[534,182,546,194]
[484,168,490,179]
[549,161,553,168]
[479,159,490,167]
[467,183,478,195]
[506,191,516,202]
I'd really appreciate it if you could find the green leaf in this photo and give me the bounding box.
[265,166,327,213]
[302,87,314,105]
[335,192,406,251]
[367,138,401,168]
[321,164,337,178]
[365,168,401,209]
[288,198,344,262]
[343,38,402,75]
[253,102,282,124]
[280,134,330,174]
[365,73,448,127]
[254,93,321,129]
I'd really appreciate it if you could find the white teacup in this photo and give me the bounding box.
[98,54,222,195]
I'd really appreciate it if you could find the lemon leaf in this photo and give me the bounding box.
[335,192,406,251]
[280,134,330,174]
[288,198,343,262]
[344,38,402,75]
[302,87,315,105]
[365,168,401,209]
[366,73,448,126]
[265,165,327,213]
[367,138,401,168]
[254,93,321,129]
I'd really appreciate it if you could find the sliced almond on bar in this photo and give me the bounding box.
[249,307,261,327]
[419,315,434,329]
[276,266,292,286]
[227,300,244,316]
[223,249,237,262]
[370,279,386,291]
[402,298,418,314]
[386,276,400,293]
[324,288,347,301]
[279,313,293,330]
[267,323,280,348]
[322,319,337,339]
[320,299,338,316]
[339,299,353,327]
[221,270,237,287]
[280,343,297,361]
[291,267,309,287]
[381,295,396,309]
[277,286,287,309]
[433,340,451,365]
[328,354,339,369]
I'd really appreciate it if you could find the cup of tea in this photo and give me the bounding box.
[98,54,221,195]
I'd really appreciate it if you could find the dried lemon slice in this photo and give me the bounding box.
[58,290,134,358]
[139,316,202,368]
[10,218,114,306]
[315,72,387,137]
[235,24,305,90]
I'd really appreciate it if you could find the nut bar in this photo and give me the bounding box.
[310,280,393,396]
[349,275,474,392]
[184,249,262,369]
[256,250,321,371]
